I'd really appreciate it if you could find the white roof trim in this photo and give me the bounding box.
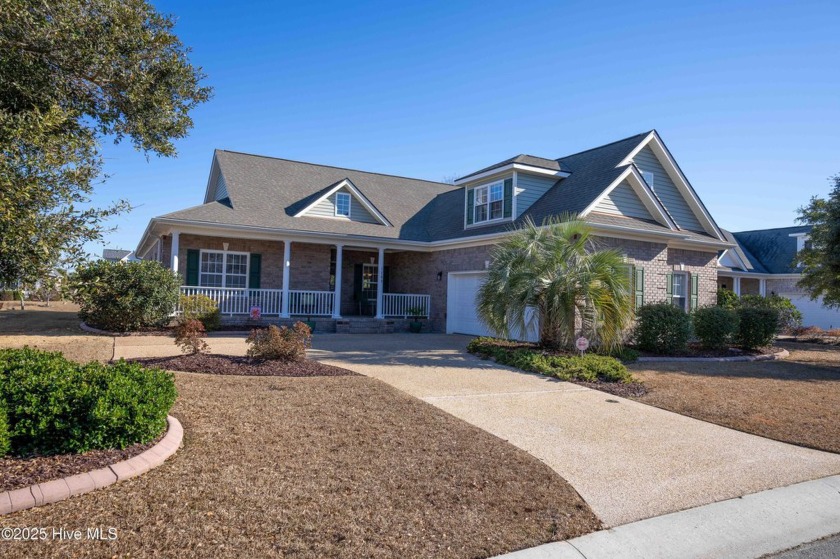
[717,249,749,271]
[619,131,725,241]
[454,163,569,185]
[293,178,392,226]
[579,166,678,230]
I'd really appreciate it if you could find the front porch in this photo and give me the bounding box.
[717,273,766,296]
[159,232,433,326]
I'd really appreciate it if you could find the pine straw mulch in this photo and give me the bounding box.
[630,342,840,454]
[0,373,601,559]
[635,343,781,359]
[131,353,356,377]
[0,435,163,493]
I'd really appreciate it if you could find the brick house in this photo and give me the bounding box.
[135,130,730,335]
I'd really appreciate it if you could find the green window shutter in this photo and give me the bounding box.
[634,267,645,309]
[466,189,475,225]
[383,266,390,293]
[690,273,699,311]
[665,273,673,300]
[186,249,200,286]
[249,254,261,289]
[503,178,513,218]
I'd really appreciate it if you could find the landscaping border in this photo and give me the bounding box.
[0,415,182,516]
[637,348,789,363]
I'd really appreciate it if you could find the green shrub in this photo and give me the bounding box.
[174,319,209,355]
[692,306,739,349]
[466,337,633,383]
[740,294,802,334]
[633,303,692,355]
[68,260,180,332]
[716,288,739,310]
[0,290,22,302]
[0,403,9,457]
[247,322,311,362]
[0,347,176,455]
[179,294,221,331]
[734,307,779,350]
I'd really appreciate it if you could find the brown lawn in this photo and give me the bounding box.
[630,342,840,454]
[0,302,113,363]
[0,303,600,558]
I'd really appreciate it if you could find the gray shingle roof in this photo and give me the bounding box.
[102,249,132,261]
[456,154,568,181]
[154,132,719,245]
[730,225,810,274]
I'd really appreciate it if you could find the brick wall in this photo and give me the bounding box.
[766,277,802,295]
[175,234,285,288]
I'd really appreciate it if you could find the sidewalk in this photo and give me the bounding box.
[497,474,840,559]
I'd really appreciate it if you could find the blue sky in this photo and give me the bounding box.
[94,0,840,254]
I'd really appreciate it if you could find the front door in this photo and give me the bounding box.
[353,263,390,315]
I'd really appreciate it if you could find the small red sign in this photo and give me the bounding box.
[575,337,590,352]
[250,306,261,320]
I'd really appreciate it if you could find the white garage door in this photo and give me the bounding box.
[447,272,539,342]
[782,294,840,330]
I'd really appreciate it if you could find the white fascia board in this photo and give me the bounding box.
[788,232,809,238]
[717,249,750,271]
[619,131,725,241]
[294,178,392,226]
[718,270,802,280]
[578,167,677,230]
[454,163,569,186]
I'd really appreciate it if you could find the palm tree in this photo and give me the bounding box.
[476,215,634,352]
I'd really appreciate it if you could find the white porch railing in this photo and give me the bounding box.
[382,293,431,318]
[179,286,283,316]
[288,290,334,317]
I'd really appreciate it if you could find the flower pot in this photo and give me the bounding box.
[409,321,422,333]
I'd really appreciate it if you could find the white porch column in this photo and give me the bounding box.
[280,240,291,318]
[760,278,767,297]
[170,231,180,277]
[332,244,343,319]
[733,276,741,296]
[375,247,385,319]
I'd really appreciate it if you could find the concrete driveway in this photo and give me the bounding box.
[309,334,840,527]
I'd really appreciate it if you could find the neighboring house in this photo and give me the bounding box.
[135,130,731,335]
[102,249,138,263]
[719,225,840,329]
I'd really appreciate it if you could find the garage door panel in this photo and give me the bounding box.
[781,293,840,330]
[447,272,539,342]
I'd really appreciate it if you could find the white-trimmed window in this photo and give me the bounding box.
[671,273,687,310]
[335,192,351,217]
[473,181,504,224]
[200,250,249,288]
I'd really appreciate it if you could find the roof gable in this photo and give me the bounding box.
[732,225,811,274]
[294,178,391,226]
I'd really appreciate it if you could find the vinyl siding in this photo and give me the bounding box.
[215,173,229,201]
[592,181,654,220]
[632,146,704,232]
[514,173,557,218]
[306,187,380,224]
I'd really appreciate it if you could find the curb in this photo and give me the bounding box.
[637,348,789,363]
[496,474,840,559]
[0,415,182,516]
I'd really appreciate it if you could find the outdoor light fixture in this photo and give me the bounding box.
[370,256,375,264]
[485,260,490,269]
[437,271,443,281]
[223,242,229,251]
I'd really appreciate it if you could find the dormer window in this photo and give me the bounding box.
[335,192,351,217]
[474,181,504,223]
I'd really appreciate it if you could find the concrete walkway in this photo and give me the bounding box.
[308,334,840,527]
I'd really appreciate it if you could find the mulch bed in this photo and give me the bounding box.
[573,380,647,398]
[132,353,357,377]
[635,344,780,359]
[0,435,162,493]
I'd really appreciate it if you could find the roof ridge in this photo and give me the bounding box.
[216,149,454,189]
[555,131,653,161]
[733,224,811,234]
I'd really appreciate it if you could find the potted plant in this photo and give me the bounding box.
[407,306,425,333]
[303,315,317,332]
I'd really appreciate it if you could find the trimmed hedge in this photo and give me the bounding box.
[467,338,633,383]
[734,307,779,350]
[0,347,177,456]
[634,303,692,355]
[179,294,221,331]
[693,306,739,350]
[69,260,180,332]
[0,403,9,457]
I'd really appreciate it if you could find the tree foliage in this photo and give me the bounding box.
[796,174,840,308]
[0,0,211,290]
[476,216,634,352]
